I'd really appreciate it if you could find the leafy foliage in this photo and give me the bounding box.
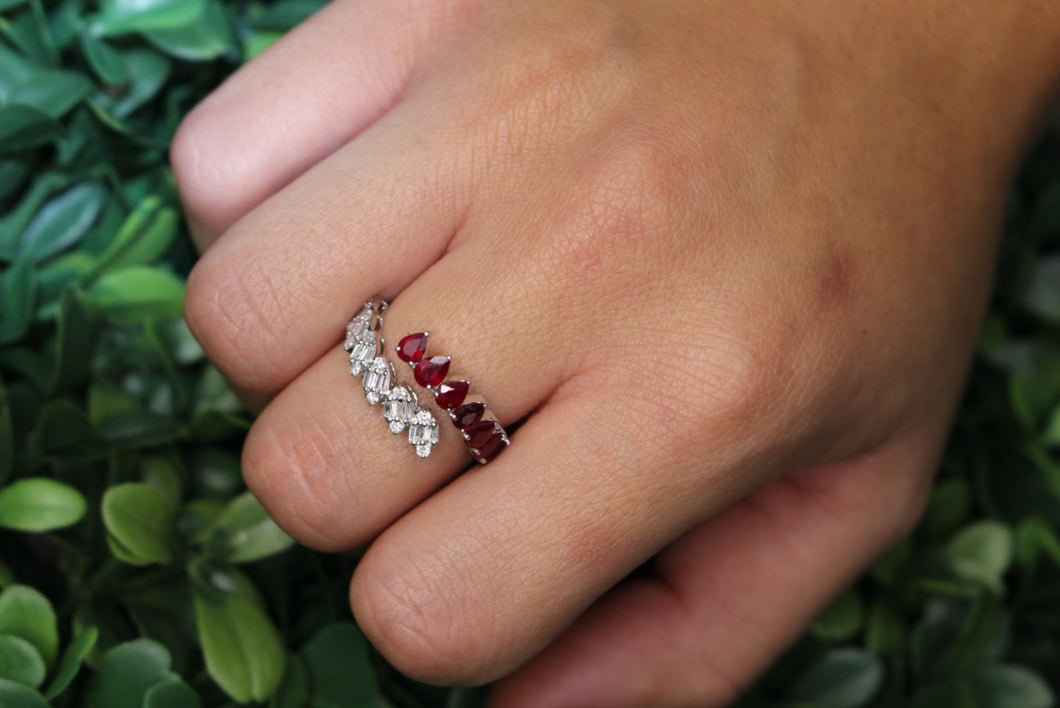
[0,0,1058,705]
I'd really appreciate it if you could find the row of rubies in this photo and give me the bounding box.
[345,302,439,458]
[395,332,509,464]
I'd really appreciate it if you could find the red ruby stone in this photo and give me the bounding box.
[435,380,469,410]
[475,432,507,463]
[396,332,429,364]
[453,402,485,430]
[414,355,450,388]
[464,420,497,449]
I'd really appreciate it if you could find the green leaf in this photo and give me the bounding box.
[909,680,976,708]
[0,105,62,152]
[268,654,308,708]
[971,664,1054,708]
[0,172,67,261]
[788,648,883,708]
[0,586,58,668]
[944,521,1014,593]
[86,639,177,708]
[0,478,87,532]
[197,491,294,564]
[301,623,380,708]
[85,198,178,281]
[88,266,185,323]
[811,590,864,643]
[0,635,45,689]
[1022,256,1060,324]
[97,410,182,448]
[109,48,171,118]
[81,34,130,85]
[920,477,971,539]
[0,377,12,484]
[101,483,178,565]
[88,0,207,37]
[145,2,234,61]
[19,183,105,263]
[0,257,37,345]
[50,289,99,394]
[44,627,97,700]
[143,679,203,708]
[31,400,110,459]
[0,46,91,118]
[865,600,907,656]
[0,678,49,708]
[194,588,285,703]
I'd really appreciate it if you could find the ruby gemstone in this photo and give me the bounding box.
[453,402,485,430]
[435,380,469,410]
[464,420,497,449]
[396,332,429,364]
[414,355,450,388]
[475,432,507,463]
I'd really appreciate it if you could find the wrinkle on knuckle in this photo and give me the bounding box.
[242,407,354,551]
[184,251,295,392]
[355,553,479,684]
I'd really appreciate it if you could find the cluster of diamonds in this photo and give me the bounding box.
[345,302,439,459]
[395,332,510,464]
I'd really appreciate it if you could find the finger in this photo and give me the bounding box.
[171,0,467,247]
[347,369,823,687]
[240,227,581,550]
[182,85,469,397]
[488,438,936,707]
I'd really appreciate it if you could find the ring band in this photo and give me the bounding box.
[345,300,440,458]
[395,331,510,464]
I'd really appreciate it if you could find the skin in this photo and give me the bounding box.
[172,1,1060,705]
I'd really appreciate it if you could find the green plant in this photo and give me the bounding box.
[0,0,1058,705]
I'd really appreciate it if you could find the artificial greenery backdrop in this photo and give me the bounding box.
[1,0,1059,706]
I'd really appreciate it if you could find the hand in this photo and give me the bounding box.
[173,1,1060,704]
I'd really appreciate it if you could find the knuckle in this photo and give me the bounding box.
[353,552,482,685]
[242,409,357,552]
[183,252,292,393]
[170,103,244,234]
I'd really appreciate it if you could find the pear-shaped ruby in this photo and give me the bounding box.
[396,332,429,364]
[414,355,450,388]
[475,432,508,463]
[435,380,469,410]
[453,402,485,430]
[464,420,497,449]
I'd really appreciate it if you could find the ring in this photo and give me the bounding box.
[345,300,440,459]
[395,331,510,464]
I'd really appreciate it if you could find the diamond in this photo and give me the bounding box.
[435,380,469,410]
[362,357,392,405]
[396,332,429,364]
[349,331,377,376]
[452,402,485,430]
[408,409,439,458]
[414,355,450,388]
[383,386,418,434]
[345,310,372,351]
